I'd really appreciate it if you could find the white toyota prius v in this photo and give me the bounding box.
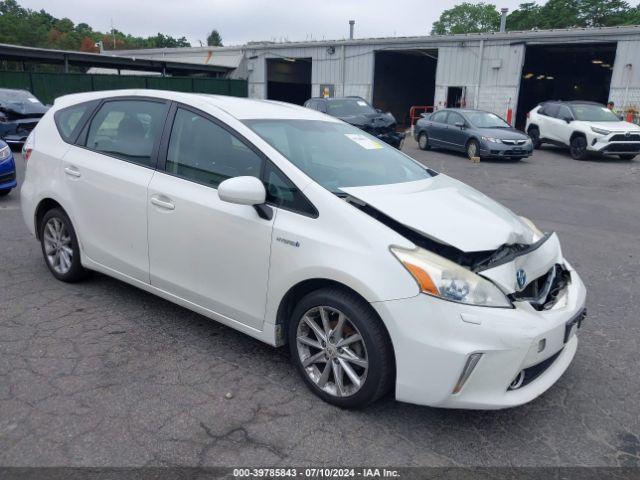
[20,90,587,409]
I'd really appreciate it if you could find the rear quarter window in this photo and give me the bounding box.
[54,101,98,143]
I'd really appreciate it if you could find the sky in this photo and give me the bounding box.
[18,0,530,46]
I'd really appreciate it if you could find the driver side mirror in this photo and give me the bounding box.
[376,108,383,113]
[562,116,572,124]
[455,121,466,129]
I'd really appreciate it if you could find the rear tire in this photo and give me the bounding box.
[466,139,480,160]
[570,135,588,160]
[418,132,431,151]
[39,208,87,283]
[619,154,636,160]
[287,287,394,409]
[528,127,541,149]
[0,189,10,197]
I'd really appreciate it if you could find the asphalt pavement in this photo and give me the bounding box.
[0,144,639,467]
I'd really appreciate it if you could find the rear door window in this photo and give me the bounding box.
[446,112,465,126]
[542,103,560,118]
[85,99,169,167]
[431,111,448,123]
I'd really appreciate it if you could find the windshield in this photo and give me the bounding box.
[466,111,510,128]
[325,99,376,117]
[570,104,620,122]
[0,89,42,105]
[245,120,434,192]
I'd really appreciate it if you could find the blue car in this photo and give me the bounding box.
[0,140,17,196]
[415,108,533,161]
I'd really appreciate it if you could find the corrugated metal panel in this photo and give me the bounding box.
[610,40,640,108]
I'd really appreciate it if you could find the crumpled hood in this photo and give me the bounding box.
[340,112,397,130]
[341,175,535,252]
[0,101,49,119]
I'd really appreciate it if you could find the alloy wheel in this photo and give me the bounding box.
[296,306,369,398]
[43,217,73,275]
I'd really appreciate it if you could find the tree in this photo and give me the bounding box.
[431,2,501,35]
[207,29,223,46]
[0,0,192,51]
[506,2,543,30]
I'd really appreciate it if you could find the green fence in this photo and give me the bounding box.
[0,71,248,105]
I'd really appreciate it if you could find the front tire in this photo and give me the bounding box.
[528,127,541,149]
[619,154,637,160]
[418,131,431,151]
[39,208,87,282]
[570,135,588,160]
[288,287,394,409]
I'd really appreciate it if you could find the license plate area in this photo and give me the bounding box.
[564,308,587,343]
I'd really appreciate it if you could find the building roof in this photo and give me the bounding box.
[0,43,230,74]
[241,24,640,49]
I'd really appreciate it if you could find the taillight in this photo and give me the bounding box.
[22,132,35,162]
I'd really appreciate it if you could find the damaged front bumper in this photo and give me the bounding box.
[0,118,41,146]
[374,130,406,149]
[372,232,586,409]
[372,262,586,409]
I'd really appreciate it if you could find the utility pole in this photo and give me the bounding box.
[111,19,116,49]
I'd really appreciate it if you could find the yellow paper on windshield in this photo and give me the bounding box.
[344,133,383,150]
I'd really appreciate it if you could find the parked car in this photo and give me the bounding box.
[0,139,16,196]
[0,88,49,147]
[415,108,533,161]
[526,100,640,160]
[21,90,586,409]
[304,96,405,148]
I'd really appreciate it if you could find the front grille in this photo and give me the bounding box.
[0,171,16,183]
[610,133,640,142]
[501,139,527,145]
[508,349,563,390]
[511,264,570,311]
[603,143,640,153]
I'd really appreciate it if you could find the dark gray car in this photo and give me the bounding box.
[414,108,533,161]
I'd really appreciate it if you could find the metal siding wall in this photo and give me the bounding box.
[477,44,525,119]
[434,45,481,107]
[609,40,640,109]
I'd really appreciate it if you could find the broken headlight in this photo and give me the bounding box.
[391,246,512,308]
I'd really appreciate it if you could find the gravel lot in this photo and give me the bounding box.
[1,143,639,467]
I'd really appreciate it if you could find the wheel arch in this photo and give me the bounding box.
[570,131,587,142]
[275,278,394,354]
[34,197,66,240]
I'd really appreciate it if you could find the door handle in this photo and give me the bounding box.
[64,166,81,178]
[150,196,175,211]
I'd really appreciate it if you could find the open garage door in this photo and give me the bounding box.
[516,43,616,129]
[372,49,438,126]
[266,57,312,105]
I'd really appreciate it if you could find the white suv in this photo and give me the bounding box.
[526,101,640,160]
[21,90,587,409]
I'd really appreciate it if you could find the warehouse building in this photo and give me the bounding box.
[111,25,640,128]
